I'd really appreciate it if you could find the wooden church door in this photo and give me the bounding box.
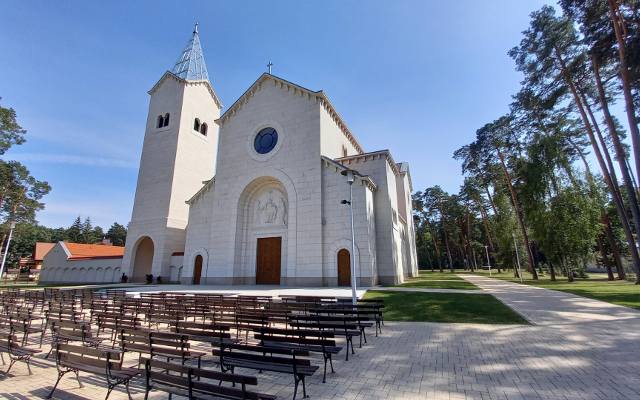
[337,249,351,286]
[193,255,203,284]
[256,237,282,284]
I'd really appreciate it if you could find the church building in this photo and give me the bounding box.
[117,25,418,286]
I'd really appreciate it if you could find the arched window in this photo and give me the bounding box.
[163,113,170,127]
[193,118,201,131]
[200,123,208,136]
[157,115,164,128]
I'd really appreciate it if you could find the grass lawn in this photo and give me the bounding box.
[364,290,527,324]
[394,269,478,290]
[471,270,640,310]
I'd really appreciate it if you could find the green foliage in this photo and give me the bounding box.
[106,222,127,246]
[0,99,26,154]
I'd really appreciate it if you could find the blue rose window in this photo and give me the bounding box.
[254,127,278,154]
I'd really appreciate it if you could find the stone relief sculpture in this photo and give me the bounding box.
[255,189,287,226]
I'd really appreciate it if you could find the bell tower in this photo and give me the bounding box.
[122,24,222,282]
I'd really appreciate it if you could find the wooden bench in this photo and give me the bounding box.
[0,329,42,375]
[143,358,276,400]
[120,329,206,368]
[254,326,341,383]
[213,343,318,399]
[169,320,234,345]
[288,315,360,360]
[310,308,375,343]
[48,343,139,399]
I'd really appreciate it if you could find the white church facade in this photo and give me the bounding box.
[43,26,418,286]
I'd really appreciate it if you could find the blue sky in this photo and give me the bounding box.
[0,0,553,228]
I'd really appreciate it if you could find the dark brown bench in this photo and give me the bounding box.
[120,329,206,368]
[288,315,360,360]
[254,326,341,383]
[143,358,276,400]
[48,343,139,399]
[213,343,318,399]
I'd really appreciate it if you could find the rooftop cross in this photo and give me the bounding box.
[171,24,209,81]
[267,61,273,74]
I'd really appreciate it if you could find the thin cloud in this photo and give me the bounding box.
[10,152,138,169]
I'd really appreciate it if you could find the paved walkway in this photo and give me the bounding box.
[2,280,640,399]
[460,274,640,325]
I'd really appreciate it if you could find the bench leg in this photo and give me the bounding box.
[125,381,133,400]
[75,370,83,388]
[0,352,5,365]
[323,355,327,383]
[27,357,33,375]
[47,370,67,399]
[104,385,114,400]
[293,376,300,400]
[5,359,16,375]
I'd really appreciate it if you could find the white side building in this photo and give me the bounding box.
[39,242,125,284]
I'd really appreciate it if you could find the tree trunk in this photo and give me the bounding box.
[548,261,557,282]
[485,187,498,215]
[555,46,640,283]
[443,227,454,272]
[608,0,640,192]
[597,234,615,281]
[495,147,538,279]
[567,137,593,181]
[604,212,626,280]
[429,225,443,273]
[592,54,640,257]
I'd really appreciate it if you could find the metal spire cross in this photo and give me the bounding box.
[267,61,273,74]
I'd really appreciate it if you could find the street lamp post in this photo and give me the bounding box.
[341,169,359,305]
[0,221,16,281]
[484,245,491,277]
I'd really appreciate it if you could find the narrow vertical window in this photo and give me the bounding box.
[157,115,164,128]
[200,123,208,136]
[194,118,201,131]
[342,145,348,157]
[163,113,170,127]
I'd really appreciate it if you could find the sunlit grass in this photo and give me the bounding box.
[470,270,640,310]
[394,269,479,290]
[364,290,527,324]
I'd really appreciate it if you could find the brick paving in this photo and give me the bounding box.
[1,281,639,399]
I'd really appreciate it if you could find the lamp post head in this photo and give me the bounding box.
[9,222,15,229]
[340,169,355,184]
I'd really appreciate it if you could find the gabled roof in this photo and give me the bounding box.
[216,73,365,154]
[34,242,55,261]
[171,23,209,81]
[321,156,377,191]
[336,150,401,175]
[62,242,125,260]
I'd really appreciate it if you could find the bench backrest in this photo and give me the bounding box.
[55,343,124,372]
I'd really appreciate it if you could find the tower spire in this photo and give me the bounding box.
[171,24,209,81]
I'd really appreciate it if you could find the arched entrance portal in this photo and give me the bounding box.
[193,255,203,285]
[132,237,154,282]
[337,249,351,286]
[235,176,288,284]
